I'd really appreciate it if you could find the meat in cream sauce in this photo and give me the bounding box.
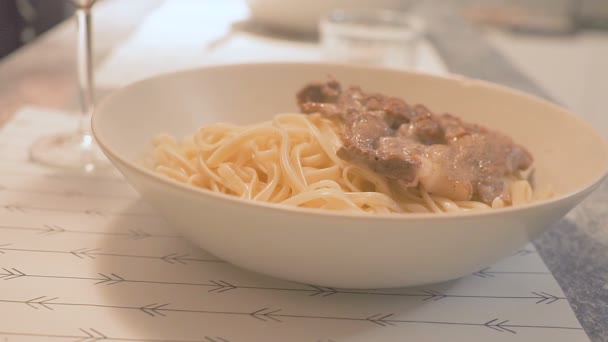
[296,81,533,204]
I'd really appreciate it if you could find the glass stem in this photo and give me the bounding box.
[76,6,94,137]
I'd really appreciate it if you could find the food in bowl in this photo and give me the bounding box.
[151,80,545,214]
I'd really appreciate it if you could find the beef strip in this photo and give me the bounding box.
[296,81,533,204]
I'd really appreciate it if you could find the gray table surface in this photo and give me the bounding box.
[418,4,608,341]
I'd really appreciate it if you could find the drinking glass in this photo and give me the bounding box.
[29,0,108,173]
[320,8,425,69]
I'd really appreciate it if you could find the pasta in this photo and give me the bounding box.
[150,113,538,214]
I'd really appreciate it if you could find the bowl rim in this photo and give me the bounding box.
[92,61,608,221]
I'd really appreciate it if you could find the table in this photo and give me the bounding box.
[0,0,606,340]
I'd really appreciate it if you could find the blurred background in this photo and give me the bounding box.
[1,0,607,135]
[0,0,72,58]
[1,0,608,59]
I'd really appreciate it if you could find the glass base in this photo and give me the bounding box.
[29,132,110,173]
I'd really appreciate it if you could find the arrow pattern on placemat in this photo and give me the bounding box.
[0,267,25,280]
[484,319,516,333]
[40,224,66,235]
[473,267,551,278]
[0,169,127,183]
[0,245,222,264]
[250,308,283,322]
[208,280,237,293]
[70,248,100,259]
[0,298,585,334]
[309,285,339,297]
[0,328,226,342]
[94,273,126,286]
[3,204,26,213]
[0,266,565,303]
[75,328,107,342]
[0,203,155,219]
[0,224,179,240]
[140,303,171,317]
[201,337,230,342]
[0,184,139,200]
[24,296,58,310]
[366,313,396,327]
[161,253,192,264]
[421,290,447,301]
[532,292,561,304]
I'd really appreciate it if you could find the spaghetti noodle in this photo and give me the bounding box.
[150,113,537,214]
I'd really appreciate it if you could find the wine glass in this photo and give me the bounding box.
[29,0,108,173]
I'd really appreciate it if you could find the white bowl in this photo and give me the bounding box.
[92,62,608,289]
